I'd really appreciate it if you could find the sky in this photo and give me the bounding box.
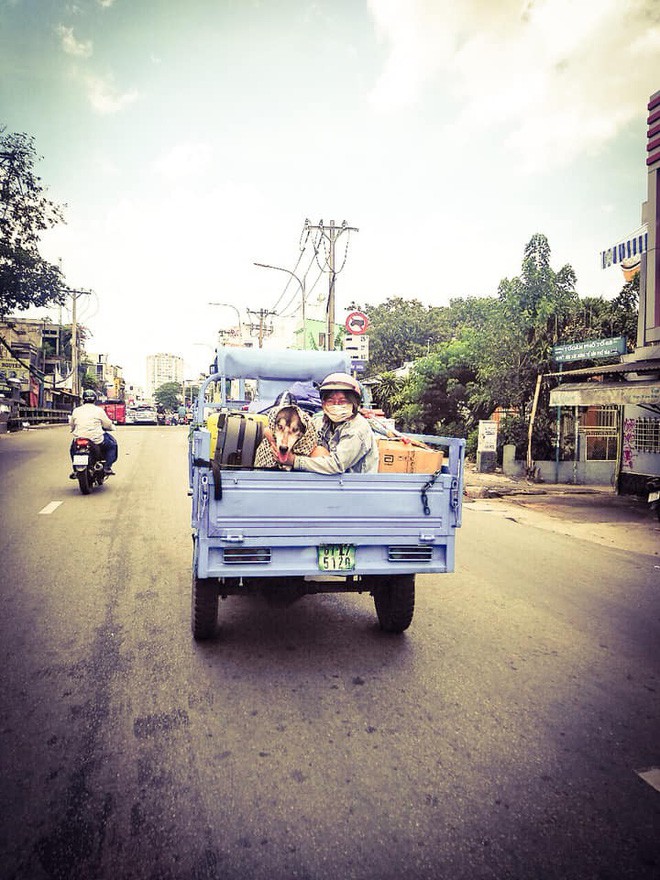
[1,0,658,387]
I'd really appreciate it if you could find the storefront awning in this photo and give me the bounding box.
[546,358,660,378]
[550,380,660,406]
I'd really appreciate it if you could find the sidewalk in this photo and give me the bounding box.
[463,463,660,558]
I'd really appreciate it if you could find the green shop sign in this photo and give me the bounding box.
[552,336,626,363]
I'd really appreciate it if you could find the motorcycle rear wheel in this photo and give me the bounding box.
[77,469,92,495]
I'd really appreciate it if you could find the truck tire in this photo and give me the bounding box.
[191,575,218,640]
[372,575,415,633]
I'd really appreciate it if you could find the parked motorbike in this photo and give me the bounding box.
[71,437,107,495]
[648,477,660,522]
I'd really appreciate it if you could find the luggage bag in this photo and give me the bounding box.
[216,413,264,468]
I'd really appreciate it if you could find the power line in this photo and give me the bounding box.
[246,307,277,348]
[304,220,358,350]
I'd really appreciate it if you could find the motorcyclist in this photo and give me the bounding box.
[68,389,118,477]
[275,372,379,474]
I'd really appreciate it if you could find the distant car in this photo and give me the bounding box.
[132,406,158,425]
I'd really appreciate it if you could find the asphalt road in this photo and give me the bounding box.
[0,426,658,880]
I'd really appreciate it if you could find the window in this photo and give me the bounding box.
[581,406,619,461]
[633,418,660,454]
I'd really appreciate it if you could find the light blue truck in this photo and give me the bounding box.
[189,347,465,639]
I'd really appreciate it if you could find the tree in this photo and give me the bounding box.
[0,130,66,317]
[469,234,578,418]
[394,331,490,440]
[154,381,182,409]
[369,371,405,414]
[360,297,448,374]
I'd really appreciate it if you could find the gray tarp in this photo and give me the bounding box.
[549,380,660,406]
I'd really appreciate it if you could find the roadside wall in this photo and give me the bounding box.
[502,444,615,486]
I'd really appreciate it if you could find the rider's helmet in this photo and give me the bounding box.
[82,389,98,403]
[318,372,362,412]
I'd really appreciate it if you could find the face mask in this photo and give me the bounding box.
[323,403,354,423]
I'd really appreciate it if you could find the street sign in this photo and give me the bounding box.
[0,357,29,385]
[345,311,369,335]
[344,333,369,361]
[477,420,498,452]
[552,336,627,363]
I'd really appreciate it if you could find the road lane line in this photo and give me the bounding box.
[636,767,660,792]
[38,501,63,515]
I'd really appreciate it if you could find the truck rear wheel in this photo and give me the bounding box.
[372,575,415,633]
[191,575,218,640]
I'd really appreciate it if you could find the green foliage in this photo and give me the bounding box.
[82,368,105,394]
[369,371,405,414]
[392,332,490,437]
[0,130,66,317]
[360,297,448,374]
[154,381,182,409]
[359,233,639,463]
[468,233,580,416]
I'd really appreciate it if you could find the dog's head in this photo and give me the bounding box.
[272,405,306,465]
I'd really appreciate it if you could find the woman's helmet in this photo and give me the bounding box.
[82,389,98,403]
[318,373,362,400]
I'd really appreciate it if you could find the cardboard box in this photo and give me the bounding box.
[377,439,444,474]
[378,439,413,473]
[410,446,443,474]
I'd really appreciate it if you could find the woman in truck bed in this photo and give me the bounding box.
[284,373,379,474]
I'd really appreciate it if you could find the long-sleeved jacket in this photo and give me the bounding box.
[69,403,114,443]
[292,411,379,474]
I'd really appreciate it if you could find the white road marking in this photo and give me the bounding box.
[38,501,63,515]
[636,767,660,792]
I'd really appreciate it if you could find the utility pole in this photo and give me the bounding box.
[246,308,276,348]
[63,288,91,398]
[304,220,358,350]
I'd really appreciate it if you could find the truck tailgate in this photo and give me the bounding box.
[193,470,461,578]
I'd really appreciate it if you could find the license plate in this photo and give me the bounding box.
[649,490,660,503]
[73,454,89,466]
[318,544,355,572]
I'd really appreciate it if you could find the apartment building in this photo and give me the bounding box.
[146,353,184,399]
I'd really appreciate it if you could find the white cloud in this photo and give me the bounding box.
[55,24,93,58]
[367,0,660,171]
[152,142,214,180]
[84,73,139,114]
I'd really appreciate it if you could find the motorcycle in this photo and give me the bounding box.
[648,477,660,522]
[71,437,107,495]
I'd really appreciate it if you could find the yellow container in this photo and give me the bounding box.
[206,412,226,458]
[207,411,269,458]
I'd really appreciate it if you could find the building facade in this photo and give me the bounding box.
[549,88,660,494]
[146,353,184,400]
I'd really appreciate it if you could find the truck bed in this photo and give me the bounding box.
[191,431,463,580]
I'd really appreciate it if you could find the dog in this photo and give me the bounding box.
[254,404,329,469]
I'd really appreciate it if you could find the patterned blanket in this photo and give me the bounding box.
[254,404,320,469]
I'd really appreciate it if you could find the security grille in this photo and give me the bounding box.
[633,418,660,454]
[582,406,619,461]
